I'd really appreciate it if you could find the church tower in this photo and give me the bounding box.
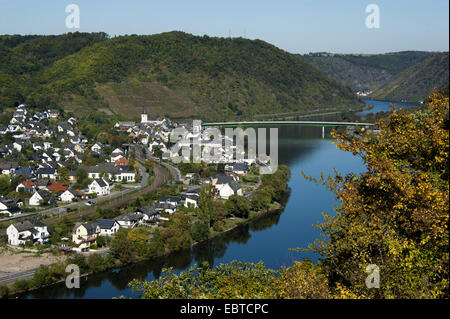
[141,106,148,123]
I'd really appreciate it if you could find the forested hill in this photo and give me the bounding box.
[0,31,361,121]
[370,52,449,101]
[0,32,109,105]
[297,51,436,92]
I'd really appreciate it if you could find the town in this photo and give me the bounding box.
[0,103,286,265]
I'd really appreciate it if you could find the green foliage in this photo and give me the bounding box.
[308,91,449,298]
[144,159,154,175]
[0,285,9,299]
[198,185,213,226]
[66,254,89,273]
[300,51,436,91]
[0,175,11,195]
[12,279,31,292]
[129,261,280,299]
[372,52,449,101]
[190,221,210,242]
[110,232,137,263]
[0,32,360,120]
[87,254,108,273]
[225,195,250,218]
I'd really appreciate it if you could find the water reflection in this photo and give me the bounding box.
[21,189,290,299]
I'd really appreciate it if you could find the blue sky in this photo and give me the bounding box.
[0,0,448,53]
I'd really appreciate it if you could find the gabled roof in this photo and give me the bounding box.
[64,188,83,197]
[212,174,235,185]
[135,204,159,216]
[97,219,117,229]
[12,220,47,232]
[36,167,56,175]
[94,178,108,187]
[47,183,69,192]
[73,222,98,235]
[228,180,242,192]
[35,189,51,202]
[115,212,144,222]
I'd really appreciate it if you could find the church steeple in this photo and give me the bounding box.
[141,106,148,123]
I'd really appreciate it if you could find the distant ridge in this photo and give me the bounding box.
[370,52,449,101]
[0,31,361,121]
[297,51,436,92]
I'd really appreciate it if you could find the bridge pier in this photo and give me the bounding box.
[322,126,324,139]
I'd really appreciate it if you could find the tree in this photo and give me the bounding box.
[87,254,107,273]
[0,175,11,195]
[153,146,163,160]
[127,228,150,257]
[198,185,214,227]
[190,221,209,242]
[306,91,449,298]
[57,166,70,183]
[225,195,250,218]
[110,232,137,263]
[75,168,88,186]
[129,261,279,299]
[144,159,154,175]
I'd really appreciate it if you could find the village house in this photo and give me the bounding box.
[115,212,145,229]
[29,189,53,206]
[115,157,129,166]
[72,222,100,252]
[0,197,22,216]
[83,163,136,183]
[211,174,243,199]
[97,219,120,236]
[225,162,249,175]
[60,188,84,202]
[91,142,103,154]
[47,182,70,193]
[36,167,57,180]
[184,195,199,208]
[16,180,36,193]
[134,205,161,223]
[7,220,49,246]
[88,178,111,196]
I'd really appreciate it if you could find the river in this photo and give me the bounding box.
[20,99,417,299]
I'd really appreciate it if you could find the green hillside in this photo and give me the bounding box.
[0,32,109,107]
[370,52,449,101]
[298,51,435,91]
[0,32,362,121]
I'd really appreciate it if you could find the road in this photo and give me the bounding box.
[0,269,36,284]
[0,161,150,223]
[132,143,181,181]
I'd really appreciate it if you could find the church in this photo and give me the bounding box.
[141,106,163,125]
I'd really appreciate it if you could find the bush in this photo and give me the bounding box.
[225,195,250,218]
[32,265,51,288]
[0,285,9,298]
[12,279,31,292]
[66,255,89,273]
[87,254,107,273]
[190,222,210,242]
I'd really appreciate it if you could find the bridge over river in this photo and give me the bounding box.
[202,121,375,138]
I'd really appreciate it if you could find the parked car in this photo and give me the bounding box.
[85,200,96,206]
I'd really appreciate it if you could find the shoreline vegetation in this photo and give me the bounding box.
[0,165,291,298]
[128,90,448,299]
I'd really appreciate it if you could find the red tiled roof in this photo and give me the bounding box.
[115,157,129,166]
[20,180,36,189]
[47,183,70,192]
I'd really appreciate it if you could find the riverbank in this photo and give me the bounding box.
[2,182,289,299]
[0,248,66,284]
